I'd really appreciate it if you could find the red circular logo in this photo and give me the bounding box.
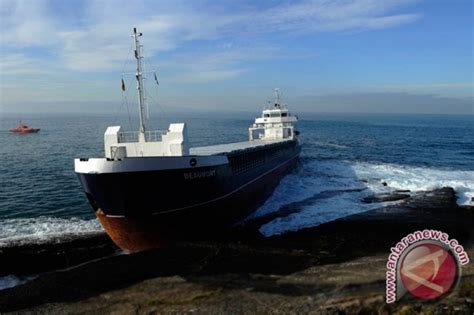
[400,243,457,300]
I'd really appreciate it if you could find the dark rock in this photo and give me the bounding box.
[394,189,411,193]
[0,187,473,314]
[403,187,458,210]
[0,233,117,276]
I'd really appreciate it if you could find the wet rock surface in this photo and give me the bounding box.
[1,187,473,314]
[0,233,116,277]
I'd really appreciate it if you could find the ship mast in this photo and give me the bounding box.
[132,27,146,141]
[274,88,281,106]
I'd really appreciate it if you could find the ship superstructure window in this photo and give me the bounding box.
[264,114,270,117]
[270,112,280,117]
[282,113,288,117]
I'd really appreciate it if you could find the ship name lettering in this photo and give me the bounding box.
[184,169,216,180]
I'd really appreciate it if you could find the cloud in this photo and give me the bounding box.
[229,0,421,34]
[1,0,422,71]
[295,92,474,115]
[0,0,58,47]
[0,53,49,75]
[164,45,278,83]
[170,69,249,83]
[0,0,429,107]
[373,82,474,98]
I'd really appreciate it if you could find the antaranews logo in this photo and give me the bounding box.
[386,229,470,303]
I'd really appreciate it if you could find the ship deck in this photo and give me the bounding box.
[190,139,290,156]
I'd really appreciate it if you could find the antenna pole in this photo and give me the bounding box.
[274,88,281,105]
[132,27,146,140]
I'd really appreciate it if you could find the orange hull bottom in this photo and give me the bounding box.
[96,210,170,253]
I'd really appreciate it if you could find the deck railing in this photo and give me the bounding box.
[117,130,167,143]
[263,104,288,110]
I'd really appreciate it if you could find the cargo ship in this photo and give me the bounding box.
[74,29,301,252]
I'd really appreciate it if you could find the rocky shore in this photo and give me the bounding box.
[1,187,473,314]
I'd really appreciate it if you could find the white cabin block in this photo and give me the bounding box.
[104,126,123,159]
[248,99,298,142]
[103,123,189,159]
[161,123,189,156]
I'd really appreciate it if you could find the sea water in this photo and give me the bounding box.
[0,111,473,245]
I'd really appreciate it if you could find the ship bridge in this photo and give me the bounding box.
[249,89,298,141]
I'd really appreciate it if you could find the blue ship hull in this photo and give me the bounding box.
[77,140,300,252]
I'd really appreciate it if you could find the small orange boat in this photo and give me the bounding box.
[9,122,40,133]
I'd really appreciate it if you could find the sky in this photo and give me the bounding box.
[0,0,472,115]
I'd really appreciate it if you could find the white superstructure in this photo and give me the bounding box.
[104,28,190,159]
[104,124,189,159]
[248,89,298,141]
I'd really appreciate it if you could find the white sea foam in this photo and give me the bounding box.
[313,141,349,149]
[0,217,103,247]
[250,160,367,219]
[257,160,474,236]
[352,162,474,206]
[0,275,35,291]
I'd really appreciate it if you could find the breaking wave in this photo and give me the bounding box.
[255,159,474,236]
[0,217,103,247]
[352,162,474,205]
[0,275,36,291]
